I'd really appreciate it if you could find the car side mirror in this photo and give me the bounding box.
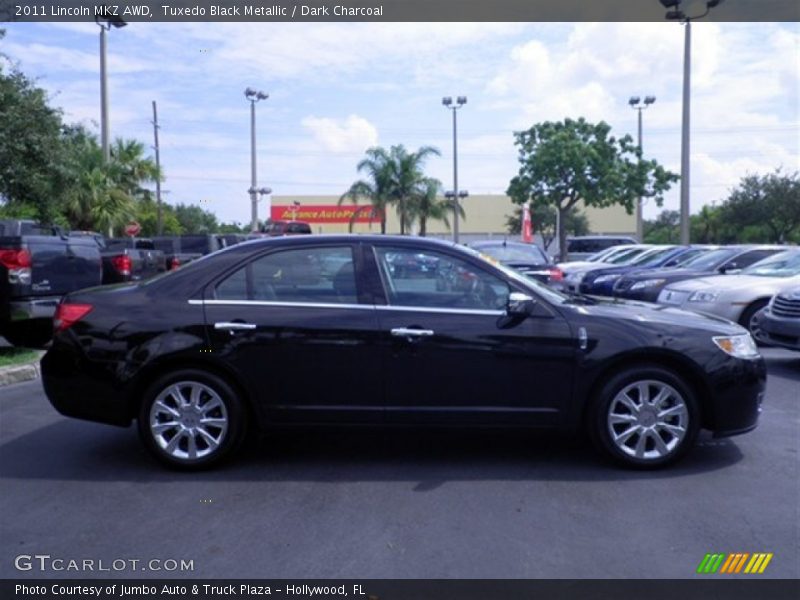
[507,292,537,316]
[719,262,738,274]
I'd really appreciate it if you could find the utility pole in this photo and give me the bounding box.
[152,100,163,235]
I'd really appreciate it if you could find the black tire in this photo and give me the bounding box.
[2,320,52,348]
[588,366,700,469]
[137,369,248,470]
[738,299,769,340]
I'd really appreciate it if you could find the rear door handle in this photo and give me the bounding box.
[391,327,434,338]
[214,322,257,331]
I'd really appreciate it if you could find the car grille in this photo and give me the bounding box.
[772,295,800,318]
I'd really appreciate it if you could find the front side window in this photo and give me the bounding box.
[374,247,509,311]
[215,246,357,303]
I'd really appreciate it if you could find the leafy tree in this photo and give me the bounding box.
[718,170,800,243]
[507,118,678,259]
[134,192,182,236]
[409,178,464,237]
[0,39,69,223]
[174,203,219,234]
[506,205,589,251]
[341,144,442,235]
[643,210,680,244]
[386,144,441,234]
[340,146,393,234]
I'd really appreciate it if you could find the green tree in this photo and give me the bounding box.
[506,205,589,252]
[409,178,464,237]
[507,118,678,259]
[718,170,800,243]
[643,210,680,244]
[174,203,219,234]
[386,144,441,235]
[134,192,181,236]
[339,146,394,234]
[0,38,69,223]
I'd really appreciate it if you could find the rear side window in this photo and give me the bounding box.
[215,246,357,304]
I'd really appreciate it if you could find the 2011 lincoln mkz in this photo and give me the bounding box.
[41,235,766,470]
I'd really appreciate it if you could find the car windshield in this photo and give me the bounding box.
[472,243,547,265]
[587,246,628,262]
[608,247,650,264]
[629,246,676,266]
[741,250,800,278]
[671,247,713,267]
[681,248,739,270]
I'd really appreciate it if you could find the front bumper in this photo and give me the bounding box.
[753,309,800,351]
[703,355,767,437]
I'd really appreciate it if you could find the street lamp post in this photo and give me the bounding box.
[628,95,656,242]
[245,88,269,232]
[442,96,467,243]
[95,12,127,163]
[660,0,725,244]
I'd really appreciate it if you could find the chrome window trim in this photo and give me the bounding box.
[188,299,504,316]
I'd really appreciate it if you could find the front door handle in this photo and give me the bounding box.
[214,321,257,331]
[391,327,434,338]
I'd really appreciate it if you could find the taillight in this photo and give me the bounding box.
[0,249,32,284]
[111,254,132,276]
[169,257,181,270]
[54,303,93,333]
[548,267,564,282]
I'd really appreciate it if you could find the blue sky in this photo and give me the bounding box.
[2,21,798,226]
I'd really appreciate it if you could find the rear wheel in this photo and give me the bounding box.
[137,369,247,470]
[589,366,699,468]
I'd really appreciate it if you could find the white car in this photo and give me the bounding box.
[560,245,652,292]
[657,249,800,334]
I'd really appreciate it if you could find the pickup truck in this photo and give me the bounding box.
[1,220,102,347]
[152,234,243,270]
[70,233,167,283]
[103,237,167,283]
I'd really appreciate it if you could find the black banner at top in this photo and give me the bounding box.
[2,0,799,23]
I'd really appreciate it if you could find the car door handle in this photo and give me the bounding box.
[214,321,257,331]
[391,327,434,338]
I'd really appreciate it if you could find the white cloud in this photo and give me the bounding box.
[301,115,378,154]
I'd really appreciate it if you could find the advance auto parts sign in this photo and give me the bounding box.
[271,205,383,224]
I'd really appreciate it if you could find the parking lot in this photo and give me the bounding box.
[0,347,797,580]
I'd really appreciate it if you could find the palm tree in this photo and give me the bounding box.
[339,147,393,234]
[408,177,465,237]
[109,138,159,198]
[387,144,441,235]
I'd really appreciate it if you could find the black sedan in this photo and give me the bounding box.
[42,235,766,470]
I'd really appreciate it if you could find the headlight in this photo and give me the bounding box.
[631,278,666,291]
[689,291,719,303]
[712,334,760,359]
[566,272,584,282]
[594,274,622,284]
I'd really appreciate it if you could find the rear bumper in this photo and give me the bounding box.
[41,341,133,427]
[8,296,61,321]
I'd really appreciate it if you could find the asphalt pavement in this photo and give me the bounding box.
[1,348,798,579]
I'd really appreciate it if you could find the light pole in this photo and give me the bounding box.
[660,0,725,244]
[245,88,269,232]
[442,96,467,243]
[95,11,127,163]
[629,95,656,242]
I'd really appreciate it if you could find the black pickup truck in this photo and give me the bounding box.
[1,220,102,347]
[71,233,167,283]
[152,234,236,270]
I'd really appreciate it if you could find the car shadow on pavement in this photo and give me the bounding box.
[0,419,744,484]
[763,353,800,380]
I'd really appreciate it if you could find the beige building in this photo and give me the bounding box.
[270,195,635,243]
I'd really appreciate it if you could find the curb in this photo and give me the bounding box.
[0,355,44,387]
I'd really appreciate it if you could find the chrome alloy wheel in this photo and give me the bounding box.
[149,381,229,461]
[606,380,689,461]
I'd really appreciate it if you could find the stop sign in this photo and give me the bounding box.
[124,221,141,237]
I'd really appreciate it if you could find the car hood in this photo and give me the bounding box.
[566,297,744,335]
[663,274,800,293]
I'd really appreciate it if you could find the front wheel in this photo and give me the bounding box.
[589,366,700,468]
[738,299,769,342]
[137,370,247,470]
